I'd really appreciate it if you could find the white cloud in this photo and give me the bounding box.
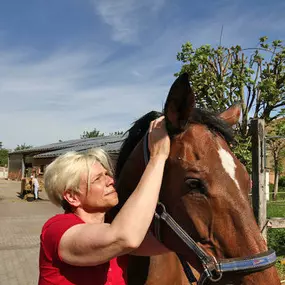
[184,2,285,48]
[92,0,166,44]
[1,0,285,150]
[0,45,171,149]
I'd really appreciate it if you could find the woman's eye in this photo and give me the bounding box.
[91,176,102,183]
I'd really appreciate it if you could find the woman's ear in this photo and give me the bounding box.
[63,190,81,208]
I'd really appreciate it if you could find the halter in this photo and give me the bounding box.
[143,133,276,285]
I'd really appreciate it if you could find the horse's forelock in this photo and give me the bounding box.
[166,108,234,144]
[188,108,235,144]
[115,108,234,180]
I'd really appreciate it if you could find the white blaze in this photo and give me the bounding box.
[218,148,240,190]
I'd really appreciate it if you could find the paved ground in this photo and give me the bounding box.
[0,179,62,285]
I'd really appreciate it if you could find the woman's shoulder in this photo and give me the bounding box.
[42,213,83,232]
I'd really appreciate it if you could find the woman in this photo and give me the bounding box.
[39,116,170,285]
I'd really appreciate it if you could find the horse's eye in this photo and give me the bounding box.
[185,178,205,192]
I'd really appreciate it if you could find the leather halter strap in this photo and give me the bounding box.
[143,132,277,284]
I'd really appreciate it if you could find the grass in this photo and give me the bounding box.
[266,187,285,280]
[268,185,285,202]
[275,256,285,281]
[267,202,285,217]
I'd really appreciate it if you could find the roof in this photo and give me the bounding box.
[9,135,126,158]
[34,139,124,158]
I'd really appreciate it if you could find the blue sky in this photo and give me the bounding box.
[0,0,285,149]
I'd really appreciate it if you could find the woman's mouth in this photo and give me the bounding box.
[105,190,116,196]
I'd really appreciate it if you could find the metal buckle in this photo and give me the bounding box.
[156,202,166,216]
[204,256,223,283]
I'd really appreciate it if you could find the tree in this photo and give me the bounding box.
[176,37,285,170]
[80,128,104,139]
[109,131,124,136]
[266,118,285,200]
[14,144,33,151]
[0,148,8,167]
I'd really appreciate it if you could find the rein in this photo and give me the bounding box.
[143,133,277,285]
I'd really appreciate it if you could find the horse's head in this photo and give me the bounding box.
[162,73,254,257]
[114,74,280,284]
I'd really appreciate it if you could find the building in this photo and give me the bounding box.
[8,135,125,181]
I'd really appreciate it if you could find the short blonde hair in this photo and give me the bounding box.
[44,148,114,209]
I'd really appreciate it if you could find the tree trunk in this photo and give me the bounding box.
[272,169,279,201]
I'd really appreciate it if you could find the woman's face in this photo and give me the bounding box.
[78,162,118,212]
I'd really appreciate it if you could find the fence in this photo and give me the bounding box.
[251,119,285,238]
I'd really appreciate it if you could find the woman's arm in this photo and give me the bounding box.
[59,117,170,266]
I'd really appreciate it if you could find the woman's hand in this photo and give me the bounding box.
[148,116,170,161]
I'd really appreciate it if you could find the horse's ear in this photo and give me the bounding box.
[164,73,195,130]
[219,105,241,126]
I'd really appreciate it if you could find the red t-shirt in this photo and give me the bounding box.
[39,213,128,285]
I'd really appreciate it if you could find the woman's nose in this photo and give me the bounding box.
[106,175,114,186]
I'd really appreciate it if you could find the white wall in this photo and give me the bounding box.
[0,167,8,179]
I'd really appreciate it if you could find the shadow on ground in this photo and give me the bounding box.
[16,191,49,202]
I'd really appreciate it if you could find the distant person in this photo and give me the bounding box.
[31,175,39,200]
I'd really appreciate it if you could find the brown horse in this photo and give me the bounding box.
[112,73,281,284]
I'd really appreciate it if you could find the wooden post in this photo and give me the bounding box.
[251,119,267,240]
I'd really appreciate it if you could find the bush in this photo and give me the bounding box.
[279,176,285,187]
[268,228,285,256]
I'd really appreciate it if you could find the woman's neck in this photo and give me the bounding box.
[73,208,106,224]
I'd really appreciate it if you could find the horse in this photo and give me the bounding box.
[112,73,281,284]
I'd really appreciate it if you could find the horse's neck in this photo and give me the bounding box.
[127,253,191,285]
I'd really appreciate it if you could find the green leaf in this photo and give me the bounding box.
[175,37,285,165]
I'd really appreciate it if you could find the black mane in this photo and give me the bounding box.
[184,108,234,143]
[115,108,234,180]
[115,111,162,179]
